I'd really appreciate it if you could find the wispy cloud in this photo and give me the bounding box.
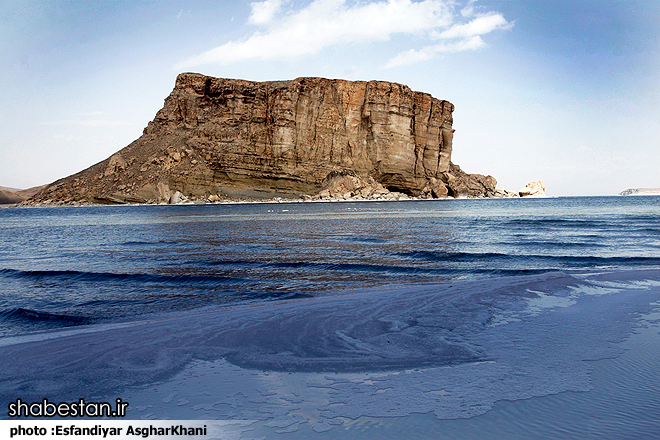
[248,0,285,25]
[385,35,486,68]
[437,12,510,39]
[176,0,512,69]
[387,12,512,68]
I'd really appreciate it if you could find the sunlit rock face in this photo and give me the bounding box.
[26,74,497,205]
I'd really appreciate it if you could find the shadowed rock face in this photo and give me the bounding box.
[0,185,46,205]
[27,74,496,205]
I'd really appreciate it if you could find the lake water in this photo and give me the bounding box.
[1,196,659,437]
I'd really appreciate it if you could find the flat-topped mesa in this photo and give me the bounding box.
[145,73,459,195]
[26,73,497,205]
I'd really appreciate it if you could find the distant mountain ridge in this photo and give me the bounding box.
[619,188,660,196]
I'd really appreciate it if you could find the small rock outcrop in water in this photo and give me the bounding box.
[24,74,497,205]
[518,180,546,198]
[494,180,546,198]
[619,188,660,196]
[494,188,519,198]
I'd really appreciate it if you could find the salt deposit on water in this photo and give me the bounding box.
[1,270,659,438]
[0,196,659,438]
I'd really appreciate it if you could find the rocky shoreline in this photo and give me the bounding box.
[13,178,546,208]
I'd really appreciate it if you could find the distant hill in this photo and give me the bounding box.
[0,190,23,204]
[0,185,47,204]
[619,188,660,196]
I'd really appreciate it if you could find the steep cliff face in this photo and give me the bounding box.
[27,73,496,205]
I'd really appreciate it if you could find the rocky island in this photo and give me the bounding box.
[619,188,660,196]
[24,73,499,205]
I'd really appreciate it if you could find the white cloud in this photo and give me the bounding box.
[387,12,512,68]
[177,0,510,69]
[385,35,485,68]
[460,0,477,17]
[437,13,511,40]
[248,0,285,25]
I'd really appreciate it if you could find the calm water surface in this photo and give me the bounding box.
[1,196,659,337]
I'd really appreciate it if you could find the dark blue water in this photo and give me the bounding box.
[1,196,659,338]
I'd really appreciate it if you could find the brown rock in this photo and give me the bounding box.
[0,190,24,205]
[25,74,496,205]
[104,153,127,177]
[0,185,47,205]
[441,163,497,198]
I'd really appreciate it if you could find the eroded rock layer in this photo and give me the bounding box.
[27,73,496,205]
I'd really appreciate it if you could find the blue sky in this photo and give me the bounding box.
[1,0,658,195]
